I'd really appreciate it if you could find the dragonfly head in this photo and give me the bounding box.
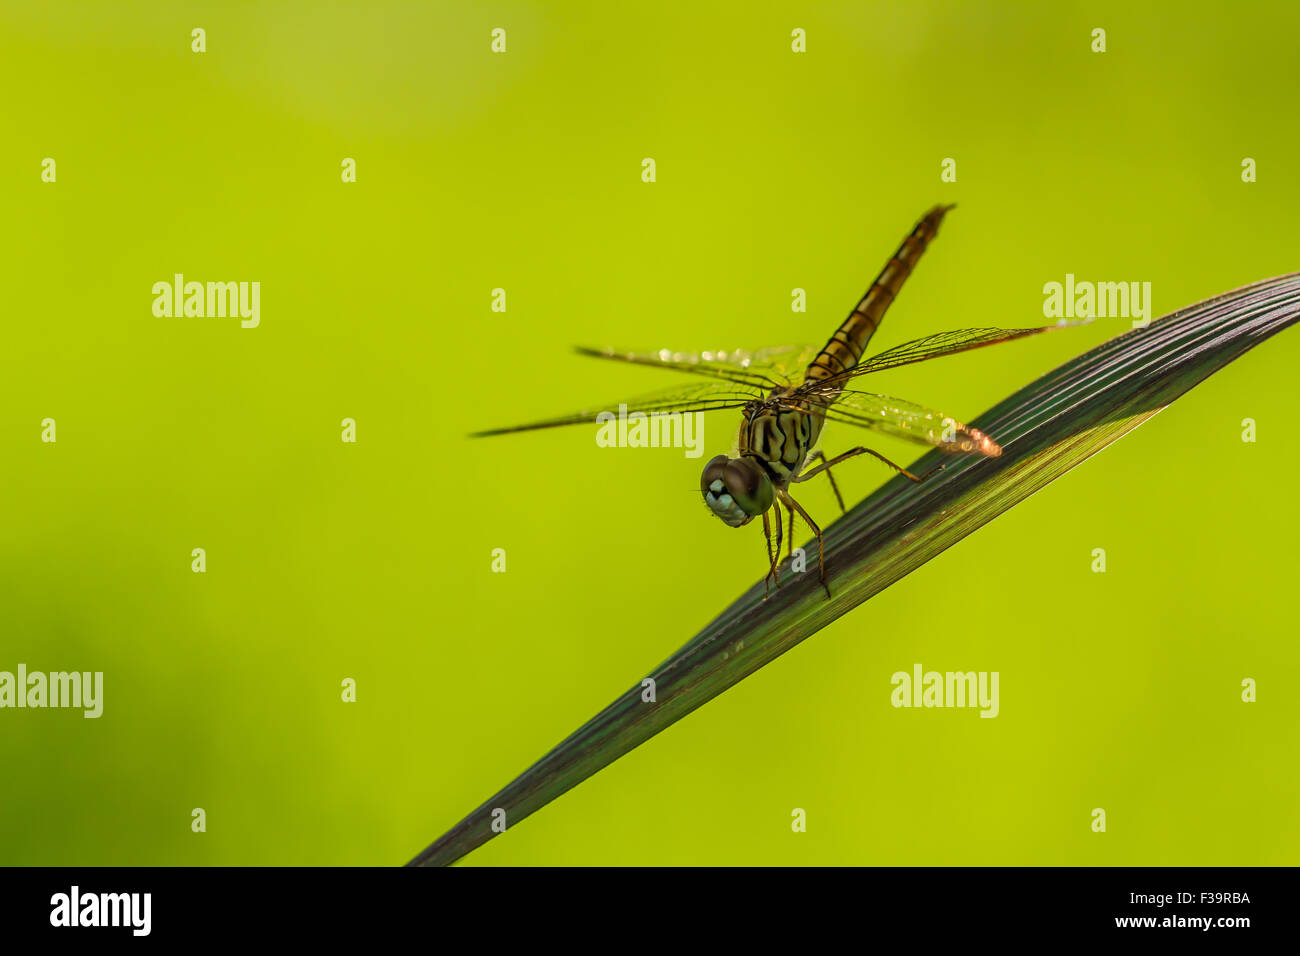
[700,455,773,527]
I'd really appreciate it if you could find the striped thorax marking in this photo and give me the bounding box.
[739,393,825,485]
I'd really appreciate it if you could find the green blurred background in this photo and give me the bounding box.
[2,1,1297,865]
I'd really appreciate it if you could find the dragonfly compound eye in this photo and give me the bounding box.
[700,455,773,527]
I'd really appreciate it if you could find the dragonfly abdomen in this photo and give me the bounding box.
[804,204,954,392]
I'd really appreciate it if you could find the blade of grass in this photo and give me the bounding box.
[411,273,1300,867]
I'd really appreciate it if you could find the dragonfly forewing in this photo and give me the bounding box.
[801,323,1082,393]
[575,344,819,389]
[469,379,760,436]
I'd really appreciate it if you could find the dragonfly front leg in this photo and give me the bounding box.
[786,504,795,563]
[761,506,796,599]
[773,505,783,586]
[778,490,832,600]
[794,446,944,487]
[760,510,779,599]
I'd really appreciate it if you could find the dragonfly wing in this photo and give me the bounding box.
[576,344,818,389]
[797,322,1082,393]
[816,390,1002,456]
[471,379,757,437]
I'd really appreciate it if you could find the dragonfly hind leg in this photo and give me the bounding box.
[795,446,944,490]
[802,450,847,512]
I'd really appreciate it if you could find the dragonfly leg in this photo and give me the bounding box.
[759,509,769,598]
[773,506,783,586]
[794,446,944,486]
[780,490,831,599]
[786,504,795,563]
[802,450,847,512]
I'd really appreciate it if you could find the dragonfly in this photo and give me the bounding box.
[473,205,1069,597]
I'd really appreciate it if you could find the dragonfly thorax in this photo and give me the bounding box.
[738,398,823,487]
[700,455,774,528]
